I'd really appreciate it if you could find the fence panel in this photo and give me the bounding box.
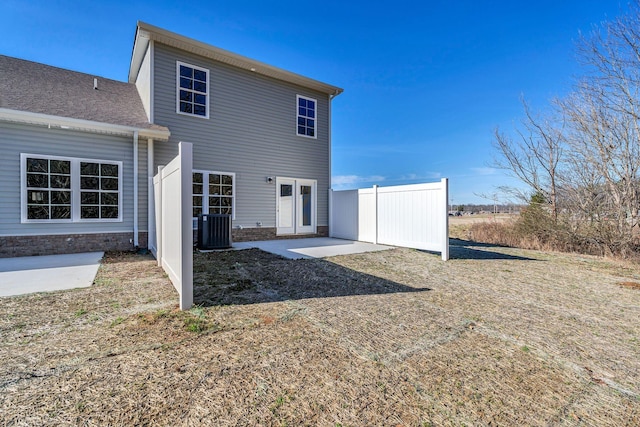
[330,179,449,260]
[330,189,359,240]
[358,188,377,243]
[153,142,193,309]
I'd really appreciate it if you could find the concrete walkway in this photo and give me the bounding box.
[0,252,103,297]
[233,237,392,259]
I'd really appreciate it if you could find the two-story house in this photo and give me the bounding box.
[0,21,342,257]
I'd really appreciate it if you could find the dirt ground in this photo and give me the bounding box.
[1,239,639,426]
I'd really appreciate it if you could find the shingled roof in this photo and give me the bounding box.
[0,55,168,137]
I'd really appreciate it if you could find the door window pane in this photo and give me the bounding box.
[301,185,311,226]
[281,184,292,197]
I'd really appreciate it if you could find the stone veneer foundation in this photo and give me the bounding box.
[232,226,329,242]
[193,226,329,246]
[0,232,148,258]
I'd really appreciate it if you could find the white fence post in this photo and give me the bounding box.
[441,178,450,261]
[153,166,163,266]
[373,184,379,245]
[153,142,193,310]
[328,189,333,238]
[178,143,193,309]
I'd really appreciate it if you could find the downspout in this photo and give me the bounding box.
[147,40,155,253]
[146,40,156,253]
[148,138,155,253]
[133,131,139,247]
[328,92,334,236]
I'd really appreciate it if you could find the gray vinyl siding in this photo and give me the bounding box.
[152,43,331,228]
[0,122,144,236]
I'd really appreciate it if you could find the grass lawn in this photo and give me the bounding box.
[1,239,639,425]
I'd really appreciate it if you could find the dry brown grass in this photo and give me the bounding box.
[1,244,639,426]
[448,214,515,241]
[462,213,640,260]
[619,281,640,290]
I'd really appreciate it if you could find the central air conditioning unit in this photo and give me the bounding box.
[197,214,232,250]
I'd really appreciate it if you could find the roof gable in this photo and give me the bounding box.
[129,21,343,97]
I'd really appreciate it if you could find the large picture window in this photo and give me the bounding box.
[193,170,235,222]
[177,61,209,118]
[21,154,122,223]
[296,95,316,138]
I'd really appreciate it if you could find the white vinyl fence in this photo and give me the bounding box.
[153,142,193,310]
[330,179,449,260]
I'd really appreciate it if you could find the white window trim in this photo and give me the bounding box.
[192,169,236,228]
[176,61,210,119]
[20,153,123,223]
[296,94,318,139]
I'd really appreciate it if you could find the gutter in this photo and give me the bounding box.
[0,108,170,141]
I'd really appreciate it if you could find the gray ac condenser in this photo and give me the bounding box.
[197,214,232,249]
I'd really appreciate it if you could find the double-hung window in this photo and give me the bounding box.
[21,154,122,222]
[192,170,235,225]
[297,95,317,138]
[177,61,209,118]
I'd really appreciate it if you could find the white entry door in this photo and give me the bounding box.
[276,177,316,235]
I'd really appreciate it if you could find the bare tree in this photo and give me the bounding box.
[490,2,640,255]
[561,86,640,247]
[492,98,564,220]
[559,3,640,250]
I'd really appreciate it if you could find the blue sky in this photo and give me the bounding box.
[1,1,628,203]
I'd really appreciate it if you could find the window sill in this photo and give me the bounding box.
[176,110,209,120]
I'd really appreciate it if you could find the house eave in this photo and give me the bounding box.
[0,108,171,141]
[129,21,344,97]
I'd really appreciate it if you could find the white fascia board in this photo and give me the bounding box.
[0,108,170,141]
[129,26,151,84]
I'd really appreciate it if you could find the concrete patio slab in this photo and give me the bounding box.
[0,252,104,297]
[233,237,392,259]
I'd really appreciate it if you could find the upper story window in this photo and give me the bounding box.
[21,154,122,223]
[297,95,317,138]
[177,61,209,118]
